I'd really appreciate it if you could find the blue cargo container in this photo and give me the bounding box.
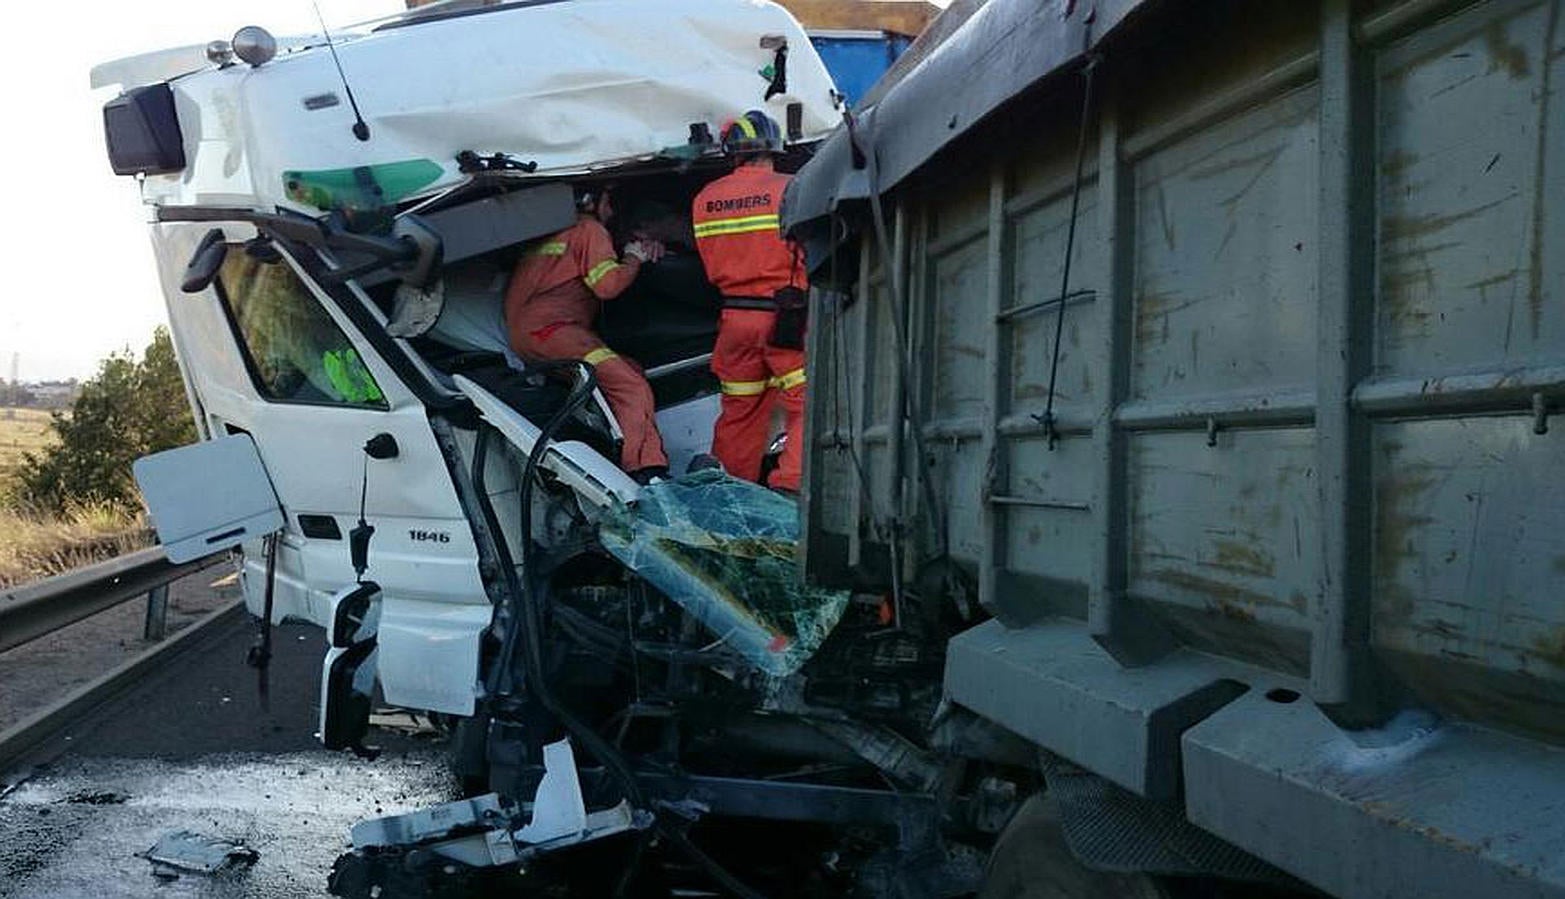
[808,30,913,108]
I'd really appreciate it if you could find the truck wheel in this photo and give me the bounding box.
[978,794,1168,899]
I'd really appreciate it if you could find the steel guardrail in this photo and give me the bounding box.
[0,599,246,775]
[0,547,229,653]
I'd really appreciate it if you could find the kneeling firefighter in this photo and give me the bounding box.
[504,186,670,482]
[691,109,808,492]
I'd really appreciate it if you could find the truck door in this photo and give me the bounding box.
[151,221,486,634]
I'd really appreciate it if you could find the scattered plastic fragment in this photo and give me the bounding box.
[65,790,127,805]
[140,830,258,879]
[367,710,440,736]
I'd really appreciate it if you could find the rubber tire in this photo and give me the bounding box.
[978,794,1170,899]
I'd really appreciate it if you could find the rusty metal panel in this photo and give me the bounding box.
[924,437,988,561]
[1374,0,1565,377]
[998,434,1095,614]
[1372,417,1565,740]
[1127,429,1319,672]
[1005,190,1102,421]
[1132,86,1321,402]
[864,280,900,432]
[812,309,860,543]
[928,168,990,241]
[927,236,990,419]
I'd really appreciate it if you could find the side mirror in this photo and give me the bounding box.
[181,228,229,293]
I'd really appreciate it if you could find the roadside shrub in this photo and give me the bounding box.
[11,327,196,514]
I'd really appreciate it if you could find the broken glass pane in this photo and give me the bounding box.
[598,471,849,677]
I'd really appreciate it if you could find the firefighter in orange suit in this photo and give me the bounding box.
[505,186,670,482]
[692,110,808,492]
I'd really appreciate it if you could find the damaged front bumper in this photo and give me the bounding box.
[339,739,648,876]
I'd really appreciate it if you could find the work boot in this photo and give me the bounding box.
[686,453,724,475]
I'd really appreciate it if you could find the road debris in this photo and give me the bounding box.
[366,710,440,737]
[138,830,258,879]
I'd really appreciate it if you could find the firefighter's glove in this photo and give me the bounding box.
[624,239,665,264]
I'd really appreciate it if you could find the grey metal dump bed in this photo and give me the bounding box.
[787,0,1565,895]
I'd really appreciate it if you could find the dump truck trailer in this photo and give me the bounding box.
[784,0,1565,896]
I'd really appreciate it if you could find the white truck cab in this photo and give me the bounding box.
[105,0,836,710]
[102,3,991,895]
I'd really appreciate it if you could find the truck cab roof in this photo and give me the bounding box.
[96,0,840,214]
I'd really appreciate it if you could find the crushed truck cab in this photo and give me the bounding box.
[105,2,994,896]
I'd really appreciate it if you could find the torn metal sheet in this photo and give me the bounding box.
[599,471,851,678]
[348,739,644,870]
[139,830,258,878]
[515,739,587,844]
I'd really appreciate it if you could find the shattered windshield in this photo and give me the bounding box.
[598,471,850,677]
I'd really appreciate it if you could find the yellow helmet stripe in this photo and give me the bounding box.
[735,115,758,139]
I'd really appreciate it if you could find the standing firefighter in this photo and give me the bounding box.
[504,186,670,482]
[692,110,808,492]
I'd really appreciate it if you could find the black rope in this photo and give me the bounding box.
[1041,55,1100,450]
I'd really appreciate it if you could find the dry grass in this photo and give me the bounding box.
[0,407,56,481]
[0,502,150,589]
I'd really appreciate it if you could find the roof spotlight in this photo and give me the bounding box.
[232,26,277,68]
[205,40,234,67]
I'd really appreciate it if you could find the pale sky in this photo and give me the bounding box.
[0,0,403,382]
[1,0,948,382]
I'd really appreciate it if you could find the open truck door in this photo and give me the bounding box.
[151,220,492,717]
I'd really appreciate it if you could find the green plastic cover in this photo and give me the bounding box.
[598,471,850,678]
[282,159,444,213]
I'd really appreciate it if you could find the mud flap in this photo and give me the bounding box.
[320,583,382,758]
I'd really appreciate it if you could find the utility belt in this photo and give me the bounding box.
[721,296,778,311]
[722,287,807,349]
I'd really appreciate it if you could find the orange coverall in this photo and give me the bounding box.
[691,163,807,491]
[504,216,668,473]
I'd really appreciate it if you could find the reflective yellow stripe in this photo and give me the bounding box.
[584,259,620,287]
[735,115,758,139]
[583,347,618,366]
[769,367,807,391]
[693,213,781,238]
[720,378,769,396]
[530,241,567,256]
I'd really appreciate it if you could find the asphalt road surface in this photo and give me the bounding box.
[0,601,455,899]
